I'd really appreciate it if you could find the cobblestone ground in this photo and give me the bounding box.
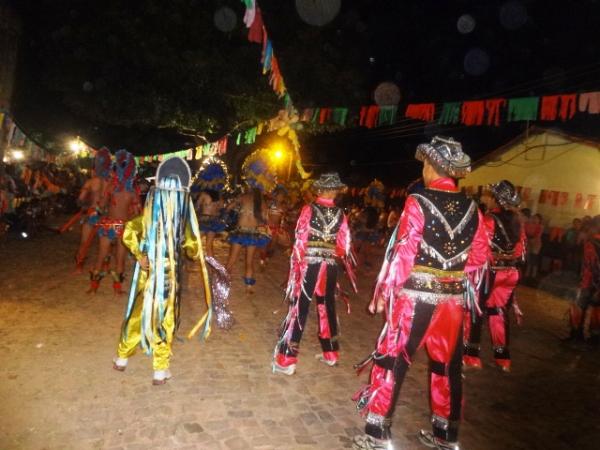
[1,224,599,450]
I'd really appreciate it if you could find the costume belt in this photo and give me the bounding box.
[403,269,464,295]
[98,218,125,232]
[305,245,337,265]
[400,267,465,305]
[307,240,336,248]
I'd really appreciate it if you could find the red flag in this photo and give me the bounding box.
[558,192,569,206]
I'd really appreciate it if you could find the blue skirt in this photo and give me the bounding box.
[228,228,271,248]
[199,215,227,233]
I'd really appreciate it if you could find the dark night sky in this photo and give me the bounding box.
[7,0,600,185]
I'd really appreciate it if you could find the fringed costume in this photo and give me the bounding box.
[463,181,525,371]
[112,157,219,384]
[352,137,489,450]
[567,226,600,344]
[273,173,356,374]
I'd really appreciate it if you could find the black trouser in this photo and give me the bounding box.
[366,301,463,442]
[279,263,339,357]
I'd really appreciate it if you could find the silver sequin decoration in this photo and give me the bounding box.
[205,256,234,330]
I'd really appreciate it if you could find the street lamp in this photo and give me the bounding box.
[11,149,24,161]
[69,137,83,154]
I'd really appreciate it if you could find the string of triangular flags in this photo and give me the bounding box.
[223,90,600,148]
[241,0,291,106]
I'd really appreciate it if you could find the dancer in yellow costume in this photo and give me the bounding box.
[112,157,214,385]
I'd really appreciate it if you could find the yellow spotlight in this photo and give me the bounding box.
[274,149,284,160]
[11,149,24,160]
[69,137,83,153]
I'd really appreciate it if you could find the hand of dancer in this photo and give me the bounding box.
[368,296,385,314]
[139,255,149,271]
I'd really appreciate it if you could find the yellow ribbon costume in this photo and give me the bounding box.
[115,159,212,372]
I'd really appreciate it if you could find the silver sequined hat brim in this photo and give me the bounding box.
[415,136,471,178]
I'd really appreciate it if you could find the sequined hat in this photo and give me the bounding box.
[415,136,471,178]
[312,172,347,191]
[489,180,521,208]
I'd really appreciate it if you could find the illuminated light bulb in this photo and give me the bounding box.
[11,149,24,160]
[69,138,83,153]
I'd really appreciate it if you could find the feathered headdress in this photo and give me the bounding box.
[114,149,137,192]
[94,147,112,180]
[241,148,277,193]
[193,156,230,193]
[364,179,386,209]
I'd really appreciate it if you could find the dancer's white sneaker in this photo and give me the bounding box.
[112,357,128,372]
[352,434,393,450]
[418,430,461,450]
[315,353,337,366]
[272,362,296,375]
[152,369,172,385]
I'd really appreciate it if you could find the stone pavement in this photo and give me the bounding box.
[1,227,599,450]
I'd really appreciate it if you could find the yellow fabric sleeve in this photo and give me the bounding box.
[182,223,201,260]
[123,216,145,261]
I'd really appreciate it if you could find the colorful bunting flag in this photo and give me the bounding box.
[405,103,435,122]
[438,102,461,125]
[507,97,539,122]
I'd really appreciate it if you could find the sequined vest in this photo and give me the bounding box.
[306,203,343,264]
[411,189,478,271]
[489,211,519,258]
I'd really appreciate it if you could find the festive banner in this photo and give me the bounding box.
[405,103,435,122]
[584,194,598,210]
[507,97,539,121]
[438,102,461,125]
[578,91,600,114]
[378,106,398,126]
[485,99,506,126]
[461,101,485,126]
[360,105,380,128]
[558,192,569,206]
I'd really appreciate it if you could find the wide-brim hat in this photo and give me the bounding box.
[156,157,192,191]
[489,180,521,208]
[312,172,347,191]
[415,136,471,178]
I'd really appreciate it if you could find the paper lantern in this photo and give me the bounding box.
[457,14,476,34]
[295,0,341,27]
[214,7,237,33]
[374,82,401,106]
[464,48,490,76]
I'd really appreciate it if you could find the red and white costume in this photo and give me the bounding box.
[463,208,525,370]
[274,196,354,367]
[354,178,489,443]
